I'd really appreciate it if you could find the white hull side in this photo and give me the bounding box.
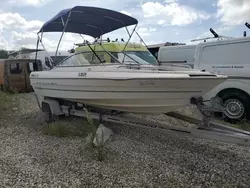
[31,76,226,114]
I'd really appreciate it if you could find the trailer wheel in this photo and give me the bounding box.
[41,101,53,123]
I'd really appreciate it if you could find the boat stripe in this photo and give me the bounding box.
[34,87,202,93]
[31,77,223,80]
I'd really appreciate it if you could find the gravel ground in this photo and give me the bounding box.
[0,92,250,188]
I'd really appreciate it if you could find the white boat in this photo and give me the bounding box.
[30,6,227,114]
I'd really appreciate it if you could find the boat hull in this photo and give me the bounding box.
[30,71,226,114]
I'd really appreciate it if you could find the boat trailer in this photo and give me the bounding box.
[37,95,250,147]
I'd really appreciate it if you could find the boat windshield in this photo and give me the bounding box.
[57,50,152,67]
[117,53,150,65]
[50,55,69,66]
[122,51,158,65]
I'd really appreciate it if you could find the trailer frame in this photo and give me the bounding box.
[37,95,250,147]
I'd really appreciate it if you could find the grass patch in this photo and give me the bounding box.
[43,109,109,161]
[0,92,12,108]
[84,142,109,162]
[0,91,17,113]
[92,127,106,161]
[82,109,108,162]
[216,118,250,131]
[4,86,20,94]
[43,117,98,138]
[229,120,250,132]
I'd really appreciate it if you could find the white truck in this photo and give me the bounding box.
[158,44,196,68]
[28,51,70,70]
[8,49,70,70]
[158,36,250,122]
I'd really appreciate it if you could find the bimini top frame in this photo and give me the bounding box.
[38,6,138,37]
[35,6,139,67]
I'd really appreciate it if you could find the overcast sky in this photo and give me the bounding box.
[0,0,249,51]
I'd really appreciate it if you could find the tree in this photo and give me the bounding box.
[0,49,8,59]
